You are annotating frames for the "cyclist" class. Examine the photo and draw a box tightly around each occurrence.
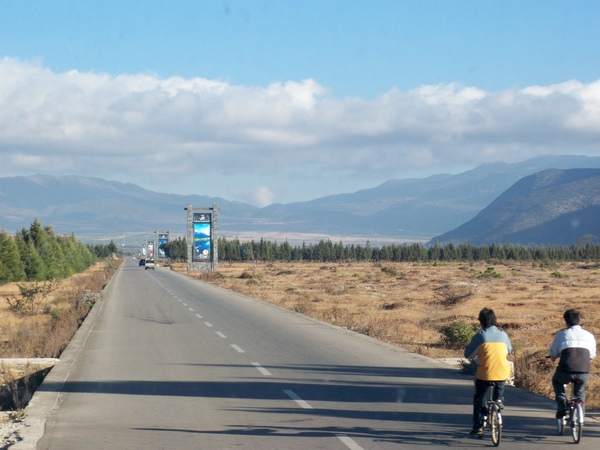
[464,308,512,437]
[549,309,596,419]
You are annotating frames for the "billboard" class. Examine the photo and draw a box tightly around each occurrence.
[193,213,212,262]
[147,242,154,259]
[158,233,168,258]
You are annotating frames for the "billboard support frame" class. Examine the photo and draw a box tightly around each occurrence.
[185,203,219,272]
[155,230,171,262]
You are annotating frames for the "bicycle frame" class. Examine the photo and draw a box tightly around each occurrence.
[557,380,584,443]
[482,382,502,447]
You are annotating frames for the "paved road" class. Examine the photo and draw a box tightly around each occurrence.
[18,259,599,449]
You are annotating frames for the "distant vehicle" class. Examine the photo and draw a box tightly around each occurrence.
[139,259,146,266]
[145,260,155,270]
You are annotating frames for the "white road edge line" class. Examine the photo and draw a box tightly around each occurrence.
[251,362,272,376]
[216,331,227,338]
[231,344,245,353]
[283,389,313,409]
[336,435,365,450]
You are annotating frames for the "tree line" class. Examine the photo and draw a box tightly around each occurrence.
[0,219,120,284]
[159,236,600,263]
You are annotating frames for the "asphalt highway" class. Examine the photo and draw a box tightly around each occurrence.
[15,259,600,449]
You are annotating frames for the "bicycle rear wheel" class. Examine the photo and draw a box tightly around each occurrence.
[571,404,583,443]
[490,407,501,447]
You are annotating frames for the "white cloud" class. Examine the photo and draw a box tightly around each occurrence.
[1,57,600,205]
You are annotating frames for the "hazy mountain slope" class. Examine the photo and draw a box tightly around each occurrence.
[0,175,257,238]
[259,155,600,237]
[1,155,600,243]
[432,169,600,245]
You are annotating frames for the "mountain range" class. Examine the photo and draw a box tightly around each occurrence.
[432,168,600,246]
[1,154,600,246]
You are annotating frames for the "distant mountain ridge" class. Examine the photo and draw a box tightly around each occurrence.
[0,175,258,239]
[1,155,600,244]
[432,168,600,245]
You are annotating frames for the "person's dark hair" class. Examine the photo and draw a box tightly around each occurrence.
[563,309,581,327]
[478,308,497,328]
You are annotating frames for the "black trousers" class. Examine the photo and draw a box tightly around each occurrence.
[473,379,506,428]
[552,369,589,412]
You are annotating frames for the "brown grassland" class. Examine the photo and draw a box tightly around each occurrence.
[0,259,597,414]
[174,260,600,410]
[0,259,120,411]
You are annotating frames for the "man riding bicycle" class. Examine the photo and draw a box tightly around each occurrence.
[549,309,596,419]
[464,308,512,437]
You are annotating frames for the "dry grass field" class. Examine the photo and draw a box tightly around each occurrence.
[174,260,600,410]
[0,260,119,398]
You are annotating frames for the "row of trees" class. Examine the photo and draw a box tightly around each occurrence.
[0,219,119,284]
[159,236,600,263]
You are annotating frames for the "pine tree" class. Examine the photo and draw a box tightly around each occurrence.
[0,230,26,283]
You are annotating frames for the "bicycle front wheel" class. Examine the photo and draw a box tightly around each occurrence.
[490,408,501,447]
[571,404,583,443]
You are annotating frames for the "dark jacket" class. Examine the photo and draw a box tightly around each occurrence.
[550,325,597,373]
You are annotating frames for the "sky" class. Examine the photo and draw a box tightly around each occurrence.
[1,1,600,207]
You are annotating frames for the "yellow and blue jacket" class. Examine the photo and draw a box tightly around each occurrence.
[464,326,512,381]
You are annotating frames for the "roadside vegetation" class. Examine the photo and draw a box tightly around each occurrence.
[0,220,121,411]
[174,259,600,411]
[161,236,600,264]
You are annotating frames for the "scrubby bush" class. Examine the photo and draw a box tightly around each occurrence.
[441,319,478,349]
[478,267,502,278]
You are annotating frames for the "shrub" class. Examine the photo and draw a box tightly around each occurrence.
[478,267,501,278]
[5,279,61,316]
[381,266,398,277]
[459,358,478,375]
[438,284,473,306]
[441,319,478,349]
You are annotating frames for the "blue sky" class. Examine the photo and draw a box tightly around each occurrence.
[1,1,600,206]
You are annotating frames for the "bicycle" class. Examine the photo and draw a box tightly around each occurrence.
[556,379,584,444]
[481,381,503,447]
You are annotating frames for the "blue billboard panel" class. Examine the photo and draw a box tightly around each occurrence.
[193,222,211,261]
[158,233,168,258]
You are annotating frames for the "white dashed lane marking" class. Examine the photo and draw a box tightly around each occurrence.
[336,435,365,450]
[283,390,313,409]
[166,285,361,450]
[251,362,272,376]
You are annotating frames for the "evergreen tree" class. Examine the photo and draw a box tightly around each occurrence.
[22,238,46,281]
[42,236,67,279]
[0,230,26,283]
